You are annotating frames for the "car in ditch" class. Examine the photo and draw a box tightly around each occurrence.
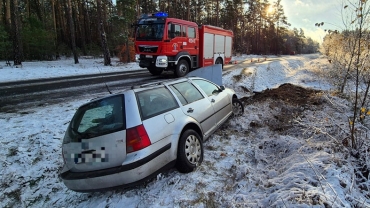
[60,77,244,192]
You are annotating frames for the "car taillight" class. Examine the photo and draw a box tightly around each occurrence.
[126,124,151,153]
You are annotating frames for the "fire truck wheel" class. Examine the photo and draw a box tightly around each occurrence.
[215,58,223,69]
[175,59,189,77]
[148,67,163,75]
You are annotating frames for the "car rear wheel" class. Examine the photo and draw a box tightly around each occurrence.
[175,59,189,77]
[148,66,163,75]
[176,129,203,173]
[232,98,244,116]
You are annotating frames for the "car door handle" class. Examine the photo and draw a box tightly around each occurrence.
[211,99,215,103]
[187,108,194,113]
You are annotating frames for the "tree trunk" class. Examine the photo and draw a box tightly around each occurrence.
[78,0,87,55]
[10,0,23,66]
[167,0,171,17]
[51,0,59,59]
[97,0,111,66]
[215,0,219,26]
[126,38,130,63]
[35,0,43,22]
[83,1,91,46]
[0,0,3,25]
[55,0,63,43]
[186,0,190,21]
[5,0,11,26]
[26,0,30,19]
[65,0,79,64]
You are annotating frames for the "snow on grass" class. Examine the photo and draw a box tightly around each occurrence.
[223,54,333,97]
[0,57,141,82]
[0,100,88,207]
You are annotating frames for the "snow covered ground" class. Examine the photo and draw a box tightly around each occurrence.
[0,57,141,83]
[1,54,369,207]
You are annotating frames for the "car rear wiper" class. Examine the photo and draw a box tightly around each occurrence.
[71,127,96,140]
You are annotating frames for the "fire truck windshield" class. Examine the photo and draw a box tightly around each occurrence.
[135,22,165,41]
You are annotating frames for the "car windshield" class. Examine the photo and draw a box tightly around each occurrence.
[135,21,165,41]
[68,95,125,141]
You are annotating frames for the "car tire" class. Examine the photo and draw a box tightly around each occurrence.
[215,57,223,69]
[175,59,189,77]
[176,129,203,173]
[232,98,244,116]
[148,66,163,75]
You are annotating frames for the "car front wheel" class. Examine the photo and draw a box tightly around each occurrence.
[232,98,244,116]
[176,129,203,173]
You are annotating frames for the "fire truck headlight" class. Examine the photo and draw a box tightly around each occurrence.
[156,56,168,67]
[158,58,166,63]
[135,54,140,62]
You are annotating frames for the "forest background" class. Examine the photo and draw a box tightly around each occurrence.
[0,0,320,66]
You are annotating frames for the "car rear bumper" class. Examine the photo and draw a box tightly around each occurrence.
[61,143,173,192]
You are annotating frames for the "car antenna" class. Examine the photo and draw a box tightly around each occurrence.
[105,82,112,94]
[96,66,112,94]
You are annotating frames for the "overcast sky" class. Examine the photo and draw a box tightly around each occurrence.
[275,0,344,43]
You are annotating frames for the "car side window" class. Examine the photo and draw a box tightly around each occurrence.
[170,82,204,105]
[192,79,220,97]
[169,85,187,105]
[137,87,179,119]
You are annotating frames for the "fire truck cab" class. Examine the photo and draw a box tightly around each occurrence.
[134,12,233,77]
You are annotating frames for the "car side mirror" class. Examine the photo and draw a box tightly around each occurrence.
[219,85,225,91]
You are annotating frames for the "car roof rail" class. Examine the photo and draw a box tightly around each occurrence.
[131,81,164,89]
[131,77,190,89]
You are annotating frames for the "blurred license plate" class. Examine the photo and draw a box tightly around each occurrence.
[146,55,153,58]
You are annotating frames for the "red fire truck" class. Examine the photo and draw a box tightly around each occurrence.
[134,12,233,77]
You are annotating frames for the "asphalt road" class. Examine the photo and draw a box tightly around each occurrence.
[0,57,275,113]
[0,70,151,96]
[0,69,172,112]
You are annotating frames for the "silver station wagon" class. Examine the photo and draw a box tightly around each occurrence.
[60,77,244,192]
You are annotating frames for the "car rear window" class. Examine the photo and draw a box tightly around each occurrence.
[68,95,125,141]
[137,87,179,119]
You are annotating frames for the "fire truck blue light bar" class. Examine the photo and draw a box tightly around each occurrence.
[154,12,168,18]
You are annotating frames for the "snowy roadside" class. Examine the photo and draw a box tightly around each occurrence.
[0,54,266,83]
[0,57,141,83]
[1,54,369,207]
